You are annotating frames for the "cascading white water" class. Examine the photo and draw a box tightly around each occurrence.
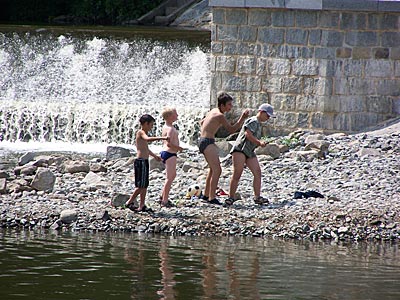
[0,31,210,151]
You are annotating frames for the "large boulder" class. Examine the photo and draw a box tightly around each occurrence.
[60,209,78,224]
[82,172,112,188]
[18,152,35,166]
[31,168,56,192]
[110,193,133,208]
[150,157,165,171]
[215,141,233,157]
[256,143,281,159]
[64,161,90,173]
[106,146,132,160]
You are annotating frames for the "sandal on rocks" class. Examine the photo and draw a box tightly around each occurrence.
[254,196,269,205]
[161,201,174,208]
[136,205,154,213]
[124,203,137,211]
[224,197,236,206]
[208,198,222,205]
[201,195,209,202]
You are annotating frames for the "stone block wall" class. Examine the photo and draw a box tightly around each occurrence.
[209,0,400,134]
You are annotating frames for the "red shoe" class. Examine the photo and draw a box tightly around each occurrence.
[217,188,228,196]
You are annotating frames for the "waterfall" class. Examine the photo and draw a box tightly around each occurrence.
[0,31,210,151]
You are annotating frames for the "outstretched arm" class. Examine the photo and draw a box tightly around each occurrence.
[221,109,250,134]
[149,149,162,161]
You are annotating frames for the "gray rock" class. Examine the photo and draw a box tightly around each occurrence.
[0,178,7,194]
[90,163,107,173]
[256,143,281,159]
[31,168,56,192]
[60,209,78,224]
[0,171,10,179]
[106,146,132,160]
[18,152,35,166]
[357,148,380,157]
[215,141,232,157]
[20,165,38,176]
[83,171,112,188]
[111,193,131,207]
[305,134,325,144]
[150,157,165,171]
[64,161,90,173]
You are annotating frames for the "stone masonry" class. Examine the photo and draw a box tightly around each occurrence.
[209,0,400,135]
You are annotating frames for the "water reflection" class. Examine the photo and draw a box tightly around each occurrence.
[0,230,399,300]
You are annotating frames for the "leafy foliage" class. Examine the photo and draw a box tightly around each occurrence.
[280,137,300,148]
[0,0,164,24]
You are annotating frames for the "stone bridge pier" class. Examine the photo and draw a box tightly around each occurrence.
[209,0,400,135]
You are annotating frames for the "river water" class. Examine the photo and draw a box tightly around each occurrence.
[1,229,399,300]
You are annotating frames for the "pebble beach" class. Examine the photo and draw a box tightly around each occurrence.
[1,123,399,243]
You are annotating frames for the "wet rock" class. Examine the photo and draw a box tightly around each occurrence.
[60,209,78,224]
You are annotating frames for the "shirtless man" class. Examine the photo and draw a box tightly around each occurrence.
[160,107,184,207]
[199,92,249,205]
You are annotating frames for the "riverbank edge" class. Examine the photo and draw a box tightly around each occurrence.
[1,125,399,245]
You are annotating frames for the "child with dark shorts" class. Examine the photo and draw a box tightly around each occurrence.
[125,114,169,212]
[226,104,276,206]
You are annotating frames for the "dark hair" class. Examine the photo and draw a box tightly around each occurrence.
[217,92,233,107]
[139,114,155,125]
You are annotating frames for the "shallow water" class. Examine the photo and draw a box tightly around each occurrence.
[1,230,399,300]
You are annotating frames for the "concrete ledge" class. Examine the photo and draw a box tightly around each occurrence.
[209,0,400,12]
[286,0,323,10]
[379,0,400,11]
[322,0,378,12]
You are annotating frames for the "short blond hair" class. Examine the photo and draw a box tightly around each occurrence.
[161,107,176,120]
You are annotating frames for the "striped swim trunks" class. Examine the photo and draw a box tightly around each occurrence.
[134,158,149,188]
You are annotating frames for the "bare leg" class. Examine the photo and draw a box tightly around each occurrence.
[138,188,147,209]
[203,168,212,199]
[246,156,262,197]
[126,188,141,206]
[203,144,221,200]
[229,152,246,198]
[161,156,177,203]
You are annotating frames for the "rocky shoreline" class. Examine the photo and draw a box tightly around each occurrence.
[0,125,399,243]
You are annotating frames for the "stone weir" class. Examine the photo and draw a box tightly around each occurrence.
[209,0,400,135]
